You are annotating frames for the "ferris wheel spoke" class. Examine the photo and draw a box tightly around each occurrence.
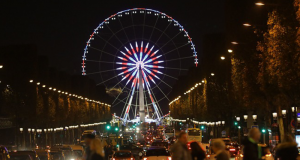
[96,73,120,86]
[158,31,182,50]
[162,42,190,56]
[86,68,117,75]
[94,34,121,51]
[165,56,194,62]
[143,71,169,101]
[130,13,137,40]
[153,21,172,46]
[105,23,127,48]
[85,60,115,64]
[149,13,160,41]
[117,16,130,42]
[142,12,146,39]
[89,46,117,58]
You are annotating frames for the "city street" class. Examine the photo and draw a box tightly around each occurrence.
[1,0,300,160]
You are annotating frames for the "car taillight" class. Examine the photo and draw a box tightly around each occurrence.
[167,157,172,160]
[229,148,236,152]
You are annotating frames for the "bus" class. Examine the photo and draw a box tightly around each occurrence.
[187,128,202,142]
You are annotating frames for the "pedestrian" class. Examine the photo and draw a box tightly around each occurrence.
[275,134,298,160]
[89,138,105,160]
[211,139,230,160]
[83,134,95,160]
[242,128,261,160]
[190,141,206,160]
[170,131,192,160]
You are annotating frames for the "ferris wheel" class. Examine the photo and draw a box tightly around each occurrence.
[82,8,197,123]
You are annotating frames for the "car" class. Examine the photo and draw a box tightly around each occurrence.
[48,151,64,160]
[69,145,84,159]
[143,146,171,160]
[120,144,143,159]
[9,151,40,160]
[35,150,48,160]
[112,150,135,160]
[151,142,168,149]
[8,152,33,160]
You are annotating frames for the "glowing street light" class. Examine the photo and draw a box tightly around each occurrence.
[221,56,225,60]
[37,82,40,85]
[228,49,233,53]
[211,73,215,76]
[255,2,265,6]
[231,41,238,45]
[0,65,3,69]
[29,80,33,83]
[42,85,46,88]
[243,23,252,27]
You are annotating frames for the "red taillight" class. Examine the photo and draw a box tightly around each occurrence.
[143,158,148,160]
[167,157,172,160]
[229,148,236,152]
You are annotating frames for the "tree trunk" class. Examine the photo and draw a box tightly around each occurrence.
[277,105,285,142]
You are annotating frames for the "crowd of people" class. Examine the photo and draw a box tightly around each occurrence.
[81,128,299,160]
[171,128,299,160]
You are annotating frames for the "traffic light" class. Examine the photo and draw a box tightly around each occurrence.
[200,126,205,130]
[115,127,119,131]
[262,129,266,133]
[234,121,238,126]
[238,126,241,129]
[179,122,182,125]
[106,125,111,130]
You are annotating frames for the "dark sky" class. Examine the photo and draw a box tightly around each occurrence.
[0,0,225,75]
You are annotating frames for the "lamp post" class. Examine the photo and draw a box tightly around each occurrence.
[28,128,32,149]
[292,107,298,138]
[273,112,277,121]
[44,129,47,147]
[253,115,257,124]
[236,117,241,144]
[19,128,25,149]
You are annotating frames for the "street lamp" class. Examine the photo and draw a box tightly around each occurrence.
[42,85,46,88]
[211,73,215,76]
[272,112,277,120]
[0,65,3,69]
[20,128,23,133]
[253,115,257,122]
[243,115,248,122]
[37,82,40,85]
[255,2,265,6]
[236,117,240,122]
[292,107,295,112]
[231,42,238,45]
[221,121,225,125]
[243,23,252,27]
[29,80,33,83]
[228,49,233,53]
[220,56,225,60]
[282,110,287,118]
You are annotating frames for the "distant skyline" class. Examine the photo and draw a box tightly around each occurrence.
[0,0,225,75]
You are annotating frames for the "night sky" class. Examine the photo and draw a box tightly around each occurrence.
[0,0,225,75]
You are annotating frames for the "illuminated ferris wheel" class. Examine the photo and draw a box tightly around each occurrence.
[82,8,197,123]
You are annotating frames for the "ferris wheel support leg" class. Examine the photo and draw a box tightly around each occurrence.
[143,75,161,120]
[123,85,136,124]
[138,67,146,123]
